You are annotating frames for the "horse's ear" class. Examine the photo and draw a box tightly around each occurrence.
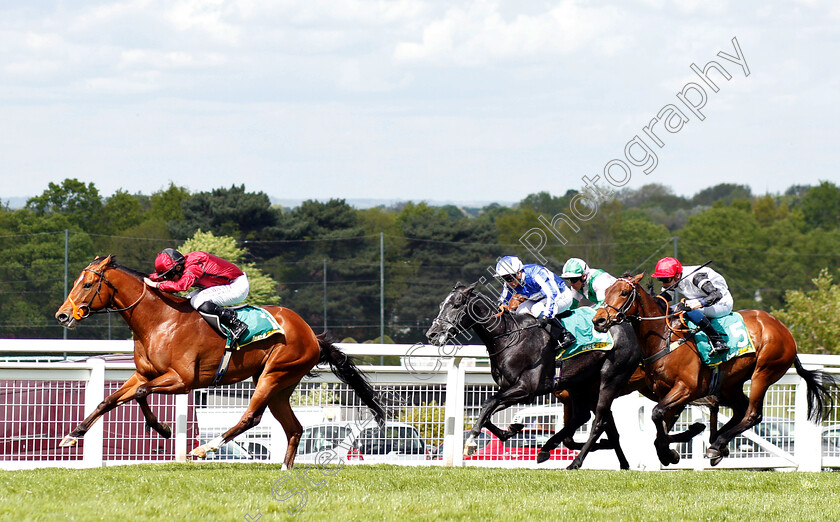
[454,281,463,289]
[465,282,478,294]
[632,273,645,284]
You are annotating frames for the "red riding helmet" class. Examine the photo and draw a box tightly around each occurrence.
[652,257,682,278]
[154,248,185,280]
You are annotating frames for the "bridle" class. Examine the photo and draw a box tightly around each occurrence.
[430,290,544,358]
[67,265,147,321]
[599,278,679,328]
[598,278,640,327]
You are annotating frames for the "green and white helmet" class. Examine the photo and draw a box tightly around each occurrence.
[561,258,589,279]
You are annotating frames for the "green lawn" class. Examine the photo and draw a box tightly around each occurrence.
[2,464,839,521]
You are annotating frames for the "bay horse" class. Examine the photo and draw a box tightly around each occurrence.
[54,255,386,469]
[426,282,645,470]
[593,273,835,466]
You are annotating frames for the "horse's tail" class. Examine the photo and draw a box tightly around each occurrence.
[317,332,387,428]
[793,356,837,423]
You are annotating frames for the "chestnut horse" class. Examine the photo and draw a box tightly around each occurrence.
[593,273,835,466]
[54,255,386,468]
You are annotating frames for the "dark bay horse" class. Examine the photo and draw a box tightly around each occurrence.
[54,255,386,468]
[593,273,836,466]
[426,282,644,469]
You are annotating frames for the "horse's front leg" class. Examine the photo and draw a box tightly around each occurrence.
[464,383,532,456]
[651,383,693,466]
[60,372,146,447]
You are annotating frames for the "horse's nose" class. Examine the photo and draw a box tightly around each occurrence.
[593,315,607,332]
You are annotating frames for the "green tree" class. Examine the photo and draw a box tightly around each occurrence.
[691,183,753,207]
[26,179,103,233]
[170,185,277,241]
[102,190,144,234]
[801,181,840,230]
[772,269,840,354]
[179,230,280,305]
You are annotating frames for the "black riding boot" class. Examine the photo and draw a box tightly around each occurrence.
[199,302,248,344]
[546,316,575,352]
[696,316,728,355]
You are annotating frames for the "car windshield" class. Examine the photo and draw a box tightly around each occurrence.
[356,426,424,454]
[297,425,352,455]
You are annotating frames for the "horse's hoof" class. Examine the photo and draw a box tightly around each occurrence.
[669,449,680,465]
[565,459,582,470]
[190,447,208,459]
[463,443,477,457]
[536,450,550,464]
[508,423,524,435]
[157,422,172,439]
[705,446,724,466]
[59,435,78,448]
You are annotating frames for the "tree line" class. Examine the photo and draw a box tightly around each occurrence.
[1,179,839,354]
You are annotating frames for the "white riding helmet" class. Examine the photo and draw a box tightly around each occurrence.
[495,256,523,278]
[561,258,589,279]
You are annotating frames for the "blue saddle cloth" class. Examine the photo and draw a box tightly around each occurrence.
[223,305,284,349]
[555,307,614,361]
[684,312,755,366]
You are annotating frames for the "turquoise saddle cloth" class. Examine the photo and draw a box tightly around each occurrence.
[684,312,755,366]
[223,305,284,349]
[555,307,614,361]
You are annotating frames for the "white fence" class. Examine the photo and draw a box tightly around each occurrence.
[1,340,839,471]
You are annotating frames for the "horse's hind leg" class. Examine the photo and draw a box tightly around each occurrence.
[192,370,304,459]
[706,377,768,465]
[136,396,172,439]
[266,385,303,470]
[60,372,146,447]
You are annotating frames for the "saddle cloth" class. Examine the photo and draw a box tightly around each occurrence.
[555,307,614,361]
[199,304,284,349]
[684,312,756,366]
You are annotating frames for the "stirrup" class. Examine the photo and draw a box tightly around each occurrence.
[557,335,575,351]
[709,343,728,356]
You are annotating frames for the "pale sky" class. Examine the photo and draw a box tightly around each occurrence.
[1,1,837,204]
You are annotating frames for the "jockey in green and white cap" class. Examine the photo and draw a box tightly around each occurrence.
[560,258,617,309]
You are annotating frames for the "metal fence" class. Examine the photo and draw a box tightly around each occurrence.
[1,340,839,471]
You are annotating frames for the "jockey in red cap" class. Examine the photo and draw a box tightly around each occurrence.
[653,257,732,355]
[144,248,249,344]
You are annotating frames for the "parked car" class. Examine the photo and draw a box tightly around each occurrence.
[195,438,255,461]
[296,421,431,462]
[463,428,578,461]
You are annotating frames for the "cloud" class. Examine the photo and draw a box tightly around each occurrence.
[394,0,623,66]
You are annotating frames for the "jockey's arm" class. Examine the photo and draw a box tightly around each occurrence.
[157,266,200,293]
[693,273,723,307]
[534,270,564,317]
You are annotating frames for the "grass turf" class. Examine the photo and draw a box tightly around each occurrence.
[2,463,839,521]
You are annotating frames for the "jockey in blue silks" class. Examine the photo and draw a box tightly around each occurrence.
[494,255,576,351]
